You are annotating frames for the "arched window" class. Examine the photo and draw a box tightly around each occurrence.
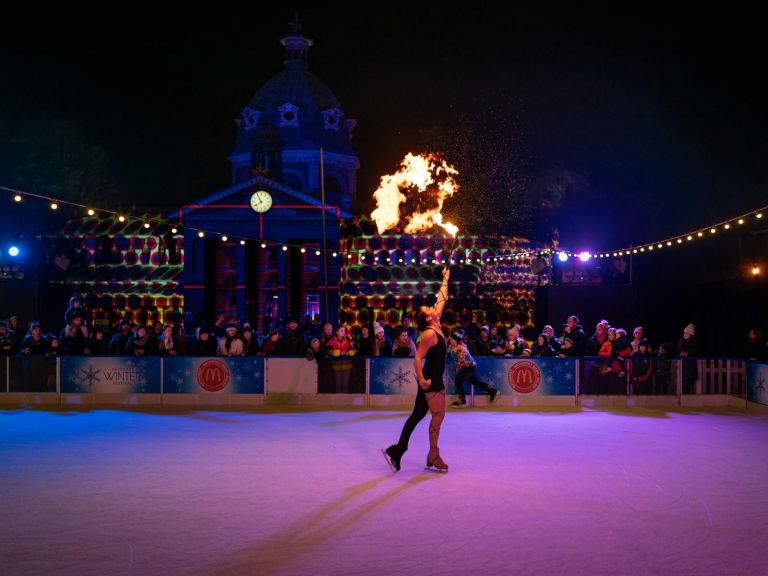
[323,175,344,206]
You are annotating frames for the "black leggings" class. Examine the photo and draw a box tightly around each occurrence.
[395,384,439,452]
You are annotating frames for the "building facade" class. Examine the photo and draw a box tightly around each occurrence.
[177,23,359,331]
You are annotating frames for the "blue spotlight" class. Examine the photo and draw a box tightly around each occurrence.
[558,251,569,262]
[8,246,20,257]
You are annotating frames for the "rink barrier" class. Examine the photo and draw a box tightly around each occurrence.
[0,356,760,408]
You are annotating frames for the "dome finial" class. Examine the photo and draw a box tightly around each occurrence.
[280,14,313,70]
[288,12,302,34]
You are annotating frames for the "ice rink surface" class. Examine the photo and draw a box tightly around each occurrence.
[2,405,767,575]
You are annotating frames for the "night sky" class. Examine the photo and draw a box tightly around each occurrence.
[2,6,766,252]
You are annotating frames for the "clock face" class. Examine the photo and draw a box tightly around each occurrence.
[250,190,273,213]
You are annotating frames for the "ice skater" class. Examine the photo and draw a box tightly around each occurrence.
[448,329,499,407]
[383,266,451,473]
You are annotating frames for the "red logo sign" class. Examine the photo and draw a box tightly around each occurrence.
[197,359,230,392]
[507,361,542,394]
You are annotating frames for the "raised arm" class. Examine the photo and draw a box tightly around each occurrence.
[434,266,450,318]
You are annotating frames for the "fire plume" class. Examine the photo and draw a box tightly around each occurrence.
[370,152,459,237]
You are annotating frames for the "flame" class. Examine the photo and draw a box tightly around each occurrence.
[371,152,459,237]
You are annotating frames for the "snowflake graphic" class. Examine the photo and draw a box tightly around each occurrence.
[79,365,102,389]
[384,365,415,392]
[755,372,766,394]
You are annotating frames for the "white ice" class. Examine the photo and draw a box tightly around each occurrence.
[1,406,767,575]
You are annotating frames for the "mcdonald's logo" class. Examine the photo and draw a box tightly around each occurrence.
[507,361,542,394]
[197,359,230,392]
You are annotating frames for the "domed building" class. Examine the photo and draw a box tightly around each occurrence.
[177,22,359,330]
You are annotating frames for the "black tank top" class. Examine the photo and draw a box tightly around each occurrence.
[422,328,447,392]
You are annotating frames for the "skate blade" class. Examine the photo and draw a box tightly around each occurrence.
[424,465,449,473]
[381,448,397,473]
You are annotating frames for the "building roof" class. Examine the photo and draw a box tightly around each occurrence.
[171,174,353,219]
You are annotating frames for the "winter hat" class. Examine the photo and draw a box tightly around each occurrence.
[373,323,385,337]
[450,329,465,343]
[683,324,696,336]
[639,338,650,348]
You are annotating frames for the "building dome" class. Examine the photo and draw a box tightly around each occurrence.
[230,27,356,161]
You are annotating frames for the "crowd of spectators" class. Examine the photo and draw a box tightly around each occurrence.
[3,296,768,367]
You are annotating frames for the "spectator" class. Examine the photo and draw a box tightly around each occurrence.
[64,296,85,326]
[127,325,156,356]
[259,328,284,357]
[587,320,610,356]
[46,335,61,356]
[630,326,649,353]
[558,336,577,358]
[502,325,527,357]
[0,321,18,355]
[531,333,557,357]
[217,323,244,357]
[356,325,376,356]
[189,325,218,356]
[629,339,654,394]
[21,322,50,355]
[320,322,334,349]
[677,323,699,394]
[326,325,354,356]
[474,326,493,356]
[306,337,326,362]
[157,324,180,356]
[241,324,260,355]
[613,328,632,358]
[392,326,417,357]
[562,315,588,355]
[542,325,560,354]
[109,320,133,355]
[8,315,22,337]
[372,323,392,356]
[283,317,307,356]
[400,313,417,342]
[87,327,110,356]
[60,313,90,355]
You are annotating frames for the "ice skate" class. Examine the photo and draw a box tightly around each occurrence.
[382,445,402,472]
[489,388,499,404]
[451,399,467,408]
[425,448,448,473]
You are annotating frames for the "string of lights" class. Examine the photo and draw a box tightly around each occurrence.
[1,184,333,258]
[4,184,766,267]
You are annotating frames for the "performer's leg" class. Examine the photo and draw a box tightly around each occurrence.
[426,391,447,470]
[392,384,429,454]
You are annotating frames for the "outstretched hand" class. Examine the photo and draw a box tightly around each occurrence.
[442,266,450,281]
